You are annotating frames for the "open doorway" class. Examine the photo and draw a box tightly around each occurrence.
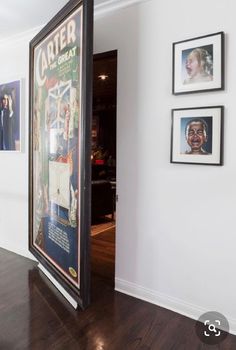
[90,50,117,287]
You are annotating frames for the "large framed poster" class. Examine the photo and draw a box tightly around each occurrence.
[29,0,93,309]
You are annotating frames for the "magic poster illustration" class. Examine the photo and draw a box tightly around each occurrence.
[32,6,82,288]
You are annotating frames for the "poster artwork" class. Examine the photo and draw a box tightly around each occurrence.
[33,7,82,287]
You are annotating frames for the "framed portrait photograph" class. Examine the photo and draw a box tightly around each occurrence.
[171,106,224,165]
[0,79,21,151]
[29,0,93,309]
[172,32,224,94]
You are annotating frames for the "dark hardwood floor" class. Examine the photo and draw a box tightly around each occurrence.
[0,246,236,350]
[91,226,115,286]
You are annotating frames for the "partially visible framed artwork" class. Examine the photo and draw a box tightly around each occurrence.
[0,79,21,151]
[172,32,224,94]
[29,0,93,309]
[171,106,224,165]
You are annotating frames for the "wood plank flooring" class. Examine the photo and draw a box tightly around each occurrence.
[91,216,115,236]
[91,226,115,286]
[0,247,236,349]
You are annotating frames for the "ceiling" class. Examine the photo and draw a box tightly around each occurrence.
[0,0,108,40]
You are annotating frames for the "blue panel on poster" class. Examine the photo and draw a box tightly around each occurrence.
[43,217,78,277]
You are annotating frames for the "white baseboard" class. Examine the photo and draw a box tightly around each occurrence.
[115,277,236,336]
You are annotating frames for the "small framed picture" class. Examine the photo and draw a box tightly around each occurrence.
[171,106,224,165]
[0,79,21,151]
[172,32,224,94]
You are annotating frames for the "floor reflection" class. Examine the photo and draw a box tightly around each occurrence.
[28,268,90,349]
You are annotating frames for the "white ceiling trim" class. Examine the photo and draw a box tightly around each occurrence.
[0,25,43,47]
[94,0,150,18]
[0,0,149,45]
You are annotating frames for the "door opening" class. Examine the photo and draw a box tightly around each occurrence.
[91,50,117,287]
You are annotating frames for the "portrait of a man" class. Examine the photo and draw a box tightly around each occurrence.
[0,80,20,151]
[181,117,212,155]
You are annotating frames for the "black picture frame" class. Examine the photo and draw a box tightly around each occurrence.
[29,0,93,309]
[170,106,224,165]
[172,32,224,95]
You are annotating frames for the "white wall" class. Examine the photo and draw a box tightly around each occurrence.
[0,29,41,259]
[94,0,236,333]
[1,0,236,335]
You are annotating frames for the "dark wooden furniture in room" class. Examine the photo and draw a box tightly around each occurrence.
[91,180,114,223]
[91,162,116,223]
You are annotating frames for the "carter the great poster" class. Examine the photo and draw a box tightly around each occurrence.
[32,6,82,288]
